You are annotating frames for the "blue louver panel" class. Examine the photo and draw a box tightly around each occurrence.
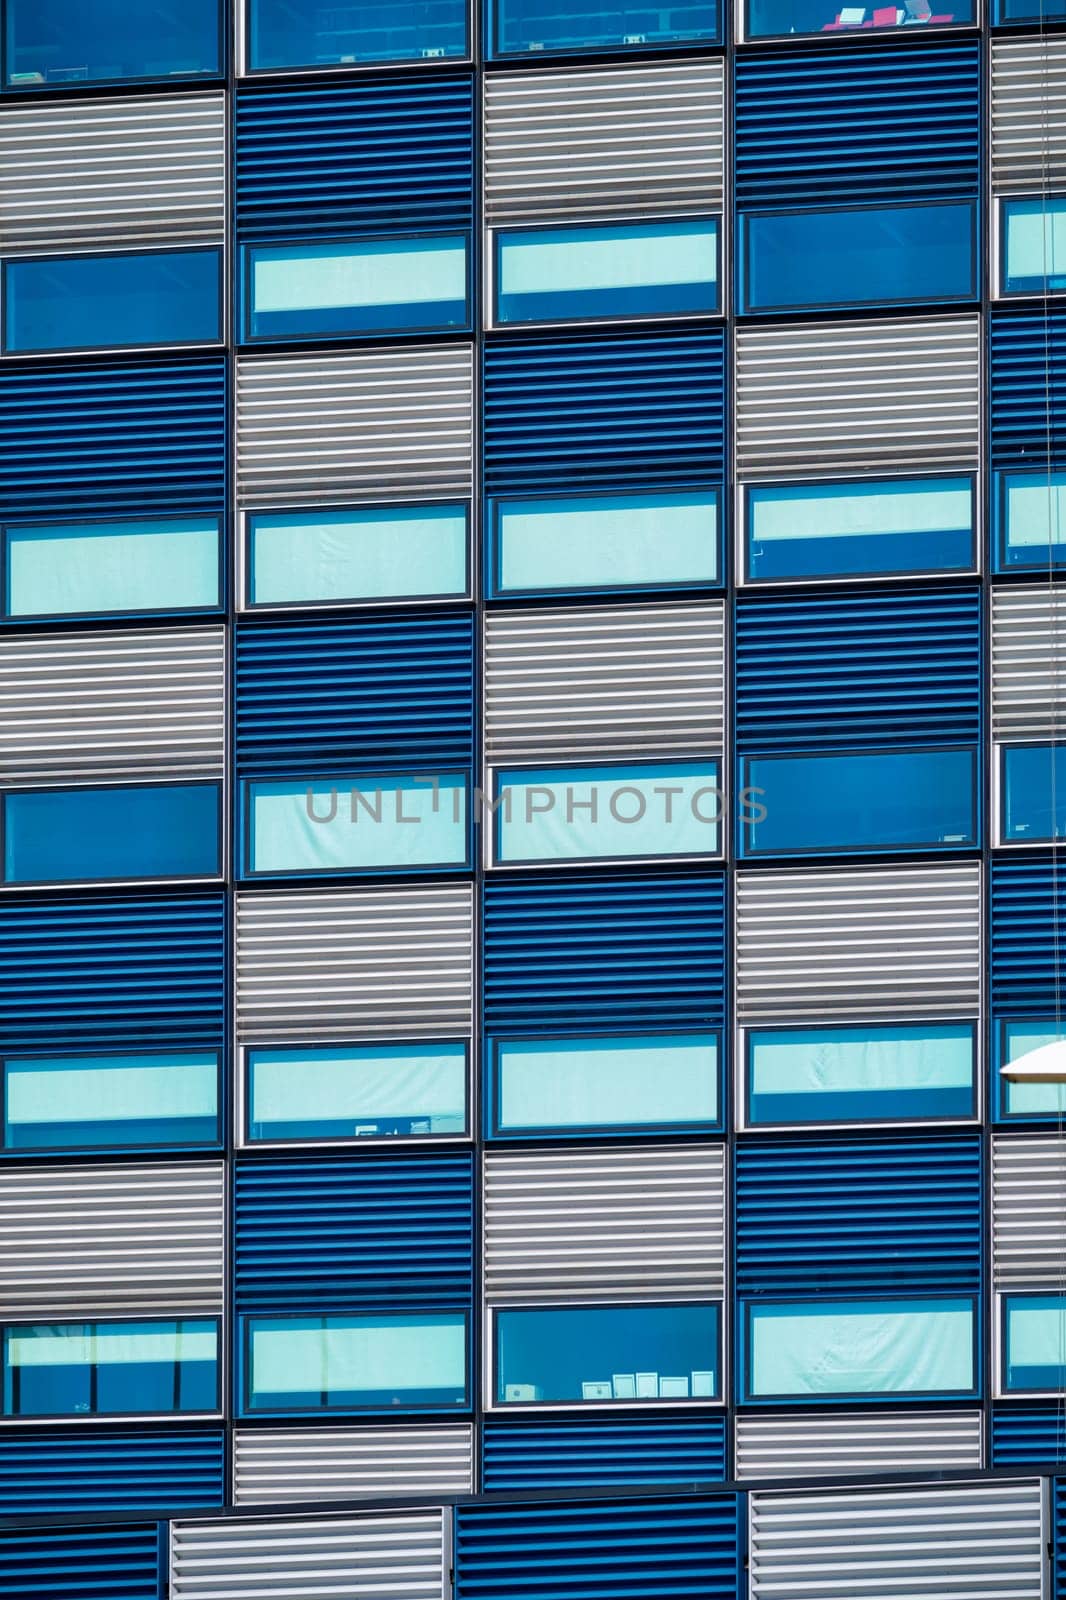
[991,857,1066,1017]
[0,895,226,1052]
[734,43,979,207]
[991,308,1066,468]
[0,1524,162,1600]
[992,1407,1066,1469]
[234,614,475,778]
[0,1430,225,1519]
[735,588,981,752]
[234,1152,474,1312]
[734,1136,983,1296]
[483,332,725,496]
[481,1416,727,1493]
[454,1495,743,1600]
[1057,1479,1066,1600]
[235,78,475,240]
[482,874,725,1034]
[0,360,226,521]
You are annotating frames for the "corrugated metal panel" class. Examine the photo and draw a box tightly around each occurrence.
[483,61,722,223]
[993,1407,1066,1468]
[991,308,1066,468]
[736,1411,982,1481]
[735,1136,982,1296]
[170,1510,448,1600]
[992,38,1066,195]
[455,1495,742,1600]
[736,43,979,207]
[735,863,981,1023]
[992,586,1066,743]
[991,856,1066,1017]
[233,1152,473,1311]
[735,316,980,481]
[483,602,723,764]
[1056,1479,1066,1600]
[0,1161,224,1318]
[483,1144,724,1303]
[235,78,474,240]
[481,1415,726,1493]
[0,627,225,787]
[735,588,980,752]
[483,874,725,1034]
[993,1135,1066,1288]
[233,1426,474,1505]
[0,894,226,1053]
[0,1429,225,1520]
[235,884,474,1042]
[236,346,473,510]
[0,93,224,253]
[483,331,725,496]
[235,614,474,778]
[749,1480,1046,1599]
[0,360,227,521]
[0,1524,162,1600]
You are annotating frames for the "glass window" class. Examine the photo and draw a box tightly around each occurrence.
[1001,745,1066,844]
[745,1024,977,1128]
[493,0,716,55]
[3,783,221,885]
[494,1303,720,1406]
[3,1320,219,1418]
[5,0,220,88]
[494,761,720,865]
[247,505,468,608]
[244,1314,468,1413]
[489,490,718,598]
[491,1033,719,1138]
[247,0,467,71]
[740,748,977,858]
[3,251,221,354]
[244,774,469,877]
[4,517,221,620]
[2,1053,220,1153]
[995,0,1066,24]
[246,1042,467,1143]
[743,1298,977,1401]
[243,237,469,342]
[1001,198,1066,296]
[745,0,973,41]
[998,1021,1066,1121]
[740,202,976,315]
[745,478,974,584]
[494,221,719,326]
[1003,1296,1066,1393]
[996,470,1066,572]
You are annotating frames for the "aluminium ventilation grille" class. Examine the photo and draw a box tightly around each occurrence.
[992,37,1066,195]
[233,1425,474,1505]
[735,1411,983,1482]
[993,1135,1066,1289]
[992,586,1066,743]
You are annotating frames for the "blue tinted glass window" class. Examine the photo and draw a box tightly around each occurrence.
[1002,745,1066,843]
[3,1320,219,1417]
[4,251,221,354]
[741,748,977,858]
[245,775,469,877]
[248,505,468,608]
[1004,1296,1066,1393]
[244,238,468,342]
[495,221,718,326]
[996,470,1066,572]
[495,1303,720,1405]
[248,0,467,68]
[4,784,220,885]
[746,478,974,584]
[5,0,219,87]
[1002,198,1066,295]
[247,1043,468,1142]
[746,1024,977,1127]
[3,1053,220,1152]
[4,517,221,620]
[741,203,976,315]
[998,1021,1066,1121]
[495,761,720,865]
[493,0,716,53]
[491,1034,719,1137]
[245,1314,468,1413]
[996,0,1066,21]
[745,0,973,40]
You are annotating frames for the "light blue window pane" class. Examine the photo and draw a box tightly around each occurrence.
[247,1043,467,1141]
[1003,198,1066,294]
[997,0,1066,16]
[1001,1022,1066,1119]
[494,1034,719,1135]
[492,490,718,596]
[4,1320,218,1417]
[742,202,975,313]
[246,775,468,876]
[495,221,718,325]
[5,250,221,352]
[5,0,219,87]
[496,761,720,864]
[5,517,220,618]
[746,478,973,582]
[245,238,468,340]
[997,470,1066,571]
[248,506,467,607]
[495,1303,720,1405]
[1003,745,1066,843]
[746,1299,975,1400]
[248,0,466,71]
[493,0,717,54]
[3,1053,219,1151]
[747,1024,976,1127]
[246,1315,468,1412]
[4,784,220,885]
[1005,1296,1066,1392]
[745,0,973,43]
[741,748,977,857]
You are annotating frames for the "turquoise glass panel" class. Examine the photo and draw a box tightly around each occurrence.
[747,1024,976,1126]
[493,1033,719,1135]
[5,250,221,352]
[1003,745,1066,843]
[1003,198,1066,294]
[3,1053,219,1151]
[4,784,220,884]
[3,1320,219,1417]
[746,0,973,41]
[4,517,221,618]
[495,1303,720,1405]
[248,505,467,606]
[5,0,219,87]
[996,470,1066,572]
[495,761,720,864]
[245,237,468,340]
[999,1022,1066,1120]
[245,1314,468,1412]
[249,0,467,69]
[247,1043,468,1141]
[495,220,718,324]
[246,775,469,876]
[745,1299,976,1400]
[1004,1295,1066,1392]
[493,0,717,54]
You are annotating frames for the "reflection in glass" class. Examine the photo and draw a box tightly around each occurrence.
[745,0,972,41]
[997,470,1066,572]
[246,774,468,876]
[3,1320,219,1417]
[1004,1296,1066,1392]
[495,1303,720,1405]
[248,505,468,607]
[246,1314,468,1412]
[247,1043,467,1142]
[4,784,220,885]
[3,1054,219,1152]
[494,0,716,53]
[1002,745,1066,844]
[746,1024,976,1126]
[248,0,467,69]
[5,250,221,353]
[745,1298,975,1399]
[493,1034,719,1136]
[495,761,720,864]
[244,238,468,341]
[5,0,219,88]
[495,221,718,325]
[4,517,221,619]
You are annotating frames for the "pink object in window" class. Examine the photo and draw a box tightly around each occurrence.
[873,5,897,20]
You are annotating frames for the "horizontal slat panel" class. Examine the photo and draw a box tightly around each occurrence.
[992,586,1066,742]
[481,1415,726,1492]
[0,1523,162,1600]
[0,1429,224,1519]
[233,1426,474,1505]
[991,856,1066,1017]
[990,307,1066,468]
[736,1411,982,1482]
[993,1135,1066,1288]
[992,1406,1066,1468]
[992,38,1066,194]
